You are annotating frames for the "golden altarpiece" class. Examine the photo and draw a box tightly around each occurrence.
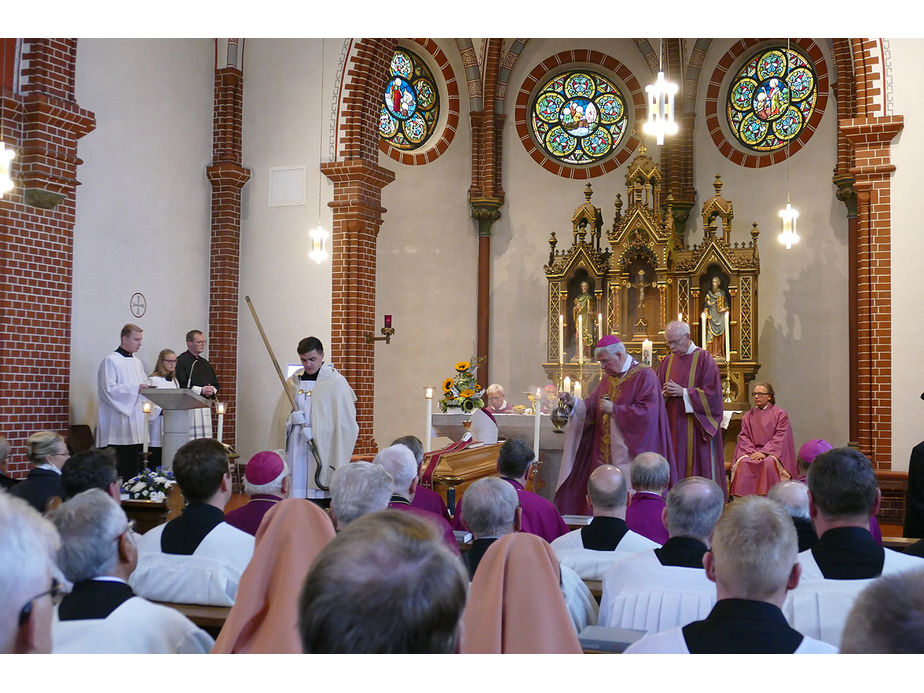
[543,147,762,411]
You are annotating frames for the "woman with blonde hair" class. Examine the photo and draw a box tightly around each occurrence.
[11,430,69,512]
[146,349,178,470]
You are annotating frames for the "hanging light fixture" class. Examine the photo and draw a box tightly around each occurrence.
[778,38,800,250]
[310,38,330,264]
[643,38,679,146]
[0,40,15,197]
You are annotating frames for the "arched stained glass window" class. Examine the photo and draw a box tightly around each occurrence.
[726,46,818,152]
[379,48,439,151]
[530,71,629,165]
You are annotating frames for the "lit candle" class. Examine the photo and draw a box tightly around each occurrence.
[701,311,708,347]
[563,376,571,394]
[424,386,433,453]
[597,312,603,341]
[533,388,541,461]
[724,311,731,362]
[642,338,653,366]
[577,314,584,364]
[574,381,582,399]
[558,314,564,366]
[217,401,225,444]
[678,312,683,323]
[142,401,151,454]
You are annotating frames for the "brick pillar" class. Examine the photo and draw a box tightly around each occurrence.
[320,159,395,454]
[841,115,903,469]
[0,39,95,477]
[206,63,250,450]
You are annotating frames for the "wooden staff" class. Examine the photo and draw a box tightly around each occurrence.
[245,295,296,409]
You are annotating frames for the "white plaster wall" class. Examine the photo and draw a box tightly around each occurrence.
[237,38,338,462]
[71,39,214,433]
[887,39,924,471]
[693,39,848,452]
[375,40,475,450]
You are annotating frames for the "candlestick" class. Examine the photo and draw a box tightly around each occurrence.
[724,310,731,362]
[217,401,225,444]
[558,314,564,366]
[578,314,584,365]
[597,312,603,342]
[642,338,653,367]
[701,311,708,347]
[424,386,433,453]
[563,376,571,394]
[574,381,582,399]
[142,401,151,454]
[533,388,541,461]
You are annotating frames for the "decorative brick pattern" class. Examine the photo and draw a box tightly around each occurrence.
[206,58,250,453]
[704,39,829,168]
[378,39,460,166]
[515,50,646,179]
[0,39,95,478]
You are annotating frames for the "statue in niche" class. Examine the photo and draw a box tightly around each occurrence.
[704,275,730,358]
[628,265,657,338]
[572,280,596,352]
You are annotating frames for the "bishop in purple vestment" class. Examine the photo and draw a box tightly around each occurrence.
[729,383,796,497]
[657,321,727,498]
[555,336,674,516]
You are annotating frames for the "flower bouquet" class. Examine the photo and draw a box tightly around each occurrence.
[123,467,177,503]
[439,358,485,413]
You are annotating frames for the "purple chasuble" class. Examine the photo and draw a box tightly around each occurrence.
[555,363,673,515]
[411,485,452,523]
[626,491,668,544]
[224,495,282,536]
[389,500,461,555]
[728,404,796,496]
[656,348,727,497]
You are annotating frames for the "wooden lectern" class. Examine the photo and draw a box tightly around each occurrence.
[141,389,212,470]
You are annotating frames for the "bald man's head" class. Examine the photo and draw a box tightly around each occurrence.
[587,465,628,515]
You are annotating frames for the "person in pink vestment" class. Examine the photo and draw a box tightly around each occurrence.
[728,383,796,497]
[555,335,674,516]
[626,452,670,544]
[657,321,727,498]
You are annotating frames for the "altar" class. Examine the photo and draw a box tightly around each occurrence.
[431,412,565,502]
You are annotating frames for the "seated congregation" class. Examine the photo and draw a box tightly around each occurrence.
[2,430,923,655]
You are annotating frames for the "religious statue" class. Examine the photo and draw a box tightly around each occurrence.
[704,275,729,359]
[572,280,595,351]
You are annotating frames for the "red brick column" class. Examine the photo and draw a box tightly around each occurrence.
[0,39,95,477]
[206,64,250,449]
[320,160,395,454]
[841,115,903,469]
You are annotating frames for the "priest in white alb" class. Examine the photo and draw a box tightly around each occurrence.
[96,323,151,479]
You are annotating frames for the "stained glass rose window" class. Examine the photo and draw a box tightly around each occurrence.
[530,71,629,165]
[726,46,817,152]
[380,48,440,151]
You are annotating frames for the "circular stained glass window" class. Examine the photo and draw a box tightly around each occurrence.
[530,71,629,165]
[726,46,818,152]
[380,48,440,151]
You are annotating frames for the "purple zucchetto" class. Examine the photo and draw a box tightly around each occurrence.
[244,451,285,485]
[596,335,622,349]
[798,439,833,466]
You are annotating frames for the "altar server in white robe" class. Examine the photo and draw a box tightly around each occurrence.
[47,489,213,654]
[285,336,358,501]
[96,323,151,480]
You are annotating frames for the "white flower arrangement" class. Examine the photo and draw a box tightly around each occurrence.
[122,467,177,502]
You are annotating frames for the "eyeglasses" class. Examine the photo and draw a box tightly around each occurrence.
[753,392,771,397]
[163,359,177,364]
[18,577,64,626]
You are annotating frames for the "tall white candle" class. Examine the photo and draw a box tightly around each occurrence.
[597,312,603,341]
[217,402,225,444]
[642,338,653,366]
[701,311,708,347]
[574,381,582,399]
[142,401,151,454]
[724,311,731,361]
[578,314,584,364]
[678,312,683,323]
[558,314,564,366]
[563,376,571,394]
[533,388,541,461]
[424,387,433,453]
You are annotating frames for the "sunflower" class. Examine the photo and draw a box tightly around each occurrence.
[442,378,454,394]
[459,389,475,399]
[460,398,477,413]
[455,361,471,373]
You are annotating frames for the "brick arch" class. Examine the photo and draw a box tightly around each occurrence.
[515,50,646,180]
[704,38,829,168]
[378,39,460,166]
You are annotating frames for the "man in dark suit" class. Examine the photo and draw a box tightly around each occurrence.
[459,476,521,579]
[174,329,219,439]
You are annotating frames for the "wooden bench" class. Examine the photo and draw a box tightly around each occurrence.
[153,601,231,639]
